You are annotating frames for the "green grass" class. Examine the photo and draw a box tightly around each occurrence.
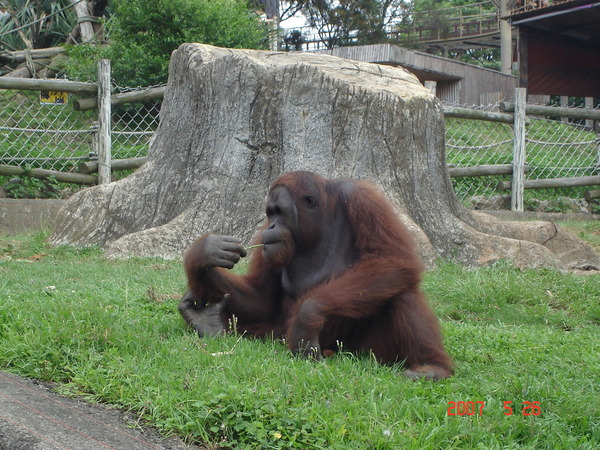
[1,231,598,448]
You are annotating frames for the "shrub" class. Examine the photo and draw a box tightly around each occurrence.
[65,0,268,86]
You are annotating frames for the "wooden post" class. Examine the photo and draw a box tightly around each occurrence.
[499,0,512,75]
[71,0,95,42]
[424,81,437,96]
[560,96,569,123]
[584,97,594,129]
[511,88,527,212]
[97,59,112,185]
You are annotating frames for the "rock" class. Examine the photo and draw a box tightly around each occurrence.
[470,195,511,210]
[49,44,599,270]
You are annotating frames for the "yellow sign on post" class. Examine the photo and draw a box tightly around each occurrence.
[40,91,68,105]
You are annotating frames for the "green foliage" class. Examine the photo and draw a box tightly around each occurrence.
[2,173,61,199]
[412,0,453,37]
[301,0,406,48]
[458,48,501,71]
[0,232,599,448]
[70,0,269,86]
[283,29,307,51]
[63,0,268,86]
[400,0,500,69]
[0,0,75,52]
[62,43,110,83]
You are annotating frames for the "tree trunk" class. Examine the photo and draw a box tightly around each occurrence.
[4,60,48,78]
[71,0,95,42]
[50,44,599,270]
[0,47,65,64]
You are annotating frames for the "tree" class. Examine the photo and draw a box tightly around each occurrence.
[105,0,268,87]
[277,0,308,22]
[408,0,501,69]
[300,0,408,48]
[50,44,599,272]
[283,28,306,50]
[276,0,408,49]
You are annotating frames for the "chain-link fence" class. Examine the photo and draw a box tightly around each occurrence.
[525,116,598,197]
[1,85,598,210]
[445,103,599,210]
[0,85,161,174]
[111,85,162,161]
[445,107,514,200]
[0,88,95,171]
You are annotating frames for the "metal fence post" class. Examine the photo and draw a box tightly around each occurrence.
[511,88,527,212]
[97,59,112,184]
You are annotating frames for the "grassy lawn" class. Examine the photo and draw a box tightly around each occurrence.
[1,230,598,449]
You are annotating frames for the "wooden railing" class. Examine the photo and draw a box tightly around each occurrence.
[282,1,583,51]
[393,2,499,44]
[509,0,573,16]
[282,1,501,50]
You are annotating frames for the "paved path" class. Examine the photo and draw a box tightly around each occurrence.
[0,371,201,449]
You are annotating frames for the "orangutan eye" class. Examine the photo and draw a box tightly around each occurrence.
[304,195,316,207]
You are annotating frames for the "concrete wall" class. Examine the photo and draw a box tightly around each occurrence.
[0,199,66,234]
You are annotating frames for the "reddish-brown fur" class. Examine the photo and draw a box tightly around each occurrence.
[182,171,452,379]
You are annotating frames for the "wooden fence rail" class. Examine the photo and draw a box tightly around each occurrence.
[443,106,514,124]
[77,157,147,174]
[448,164,527,178]
[0,76,97,94]
[1,75,599,208]
[74,86,166,111]
[0,164,96,184]
[497,176,600,192]
[500,102,600,121]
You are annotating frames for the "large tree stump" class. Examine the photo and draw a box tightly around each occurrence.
[50,44,599,270]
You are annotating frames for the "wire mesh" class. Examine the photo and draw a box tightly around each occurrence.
[444,103,600,207]
[0,89,95,171]
[111,85,162,160]
[525,116,599,199]
[0,86,161,175]
[445,111,514,200]
[1,86,598,210]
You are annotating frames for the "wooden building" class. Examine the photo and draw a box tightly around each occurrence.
[320,44,517,106]
[508,0,600,98]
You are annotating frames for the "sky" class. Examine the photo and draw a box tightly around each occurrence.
[279,11,308,29]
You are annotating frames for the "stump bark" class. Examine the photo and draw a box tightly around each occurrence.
[50,44,599,270]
